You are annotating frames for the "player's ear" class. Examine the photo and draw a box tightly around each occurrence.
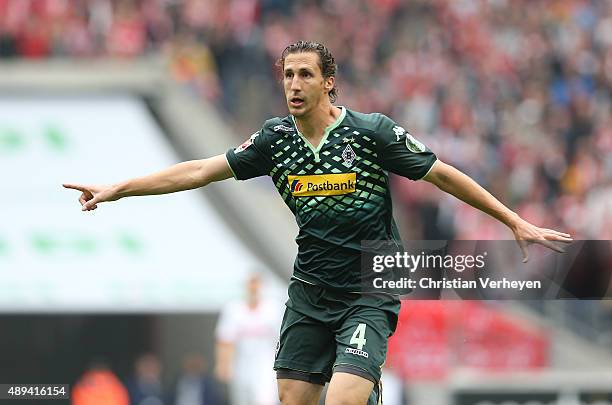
[324,76,335,94]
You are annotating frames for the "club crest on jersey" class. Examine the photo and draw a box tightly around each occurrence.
[234,131,259,153]
[342,144,356,167]
[287,173,356,196]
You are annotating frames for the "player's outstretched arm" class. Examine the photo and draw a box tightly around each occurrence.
[423,160,573,262]
[63,154,233,211]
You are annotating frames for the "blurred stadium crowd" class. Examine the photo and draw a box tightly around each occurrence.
[1,0,610,242]
[72,353,224,405]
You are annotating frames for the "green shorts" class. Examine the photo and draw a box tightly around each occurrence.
[274,278,400,391]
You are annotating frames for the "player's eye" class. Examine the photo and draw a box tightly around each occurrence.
[284,72,293,78]
[301,72,311,78]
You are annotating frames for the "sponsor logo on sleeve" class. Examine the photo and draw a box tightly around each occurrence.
[392,125,406,141]
[393,125,426,153]
[273,124,295,133]
[405,133,426,153]
[234,131,260,153]
[287,173,356,196]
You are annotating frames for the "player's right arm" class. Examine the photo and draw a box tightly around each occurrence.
[214,341,235,383]
[63,154,233,211]
[373,114,572,261]
[214,303,238,383]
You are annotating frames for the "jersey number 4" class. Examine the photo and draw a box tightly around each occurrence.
[350,323,367,350]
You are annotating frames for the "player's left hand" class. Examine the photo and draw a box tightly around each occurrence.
[511,217,573,262]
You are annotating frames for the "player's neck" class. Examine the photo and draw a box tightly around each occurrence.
[294,104,342,142]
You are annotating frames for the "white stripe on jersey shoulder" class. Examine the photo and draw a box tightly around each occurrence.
[291,275,316,285]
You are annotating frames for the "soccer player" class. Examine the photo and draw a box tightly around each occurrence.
[215,273,282,405]
[64,41,572,405]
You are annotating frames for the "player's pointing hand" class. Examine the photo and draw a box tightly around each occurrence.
[510,217,573,263]
[62,183,119,211]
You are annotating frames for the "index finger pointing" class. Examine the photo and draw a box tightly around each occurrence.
[63,183,88,192]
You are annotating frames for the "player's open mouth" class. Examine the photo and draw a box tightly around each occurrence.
[290,97,304,107]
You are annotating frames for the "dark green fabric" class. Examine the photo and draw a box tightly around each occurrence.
[273,279,400,386]
[226,107,437,290]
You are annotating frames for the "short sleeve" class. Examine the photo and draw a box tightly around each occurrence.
[215,303,238,343]
[226,128,273,180]
[374,114,437,180]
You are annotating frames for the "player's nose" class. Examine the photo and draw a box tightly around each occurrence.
[289,76,302,91]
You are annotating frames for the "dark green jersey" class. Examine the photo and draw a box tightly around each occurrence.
[226,107,437,290]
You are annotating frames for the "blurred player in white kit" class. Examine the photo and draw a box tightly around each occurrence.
[215,273,283,405]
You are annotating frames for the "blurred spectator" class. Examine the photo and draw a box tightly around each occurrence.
[172,353,223,405]
[0,26,17,58]
[126,353,167,405]
[168,32,221,101]
[106,0,146,57]
[72,359,129,405]
[215,273,282,405]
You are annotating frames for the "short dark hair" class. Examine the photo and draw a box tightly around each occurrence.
[277,40,338,103]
